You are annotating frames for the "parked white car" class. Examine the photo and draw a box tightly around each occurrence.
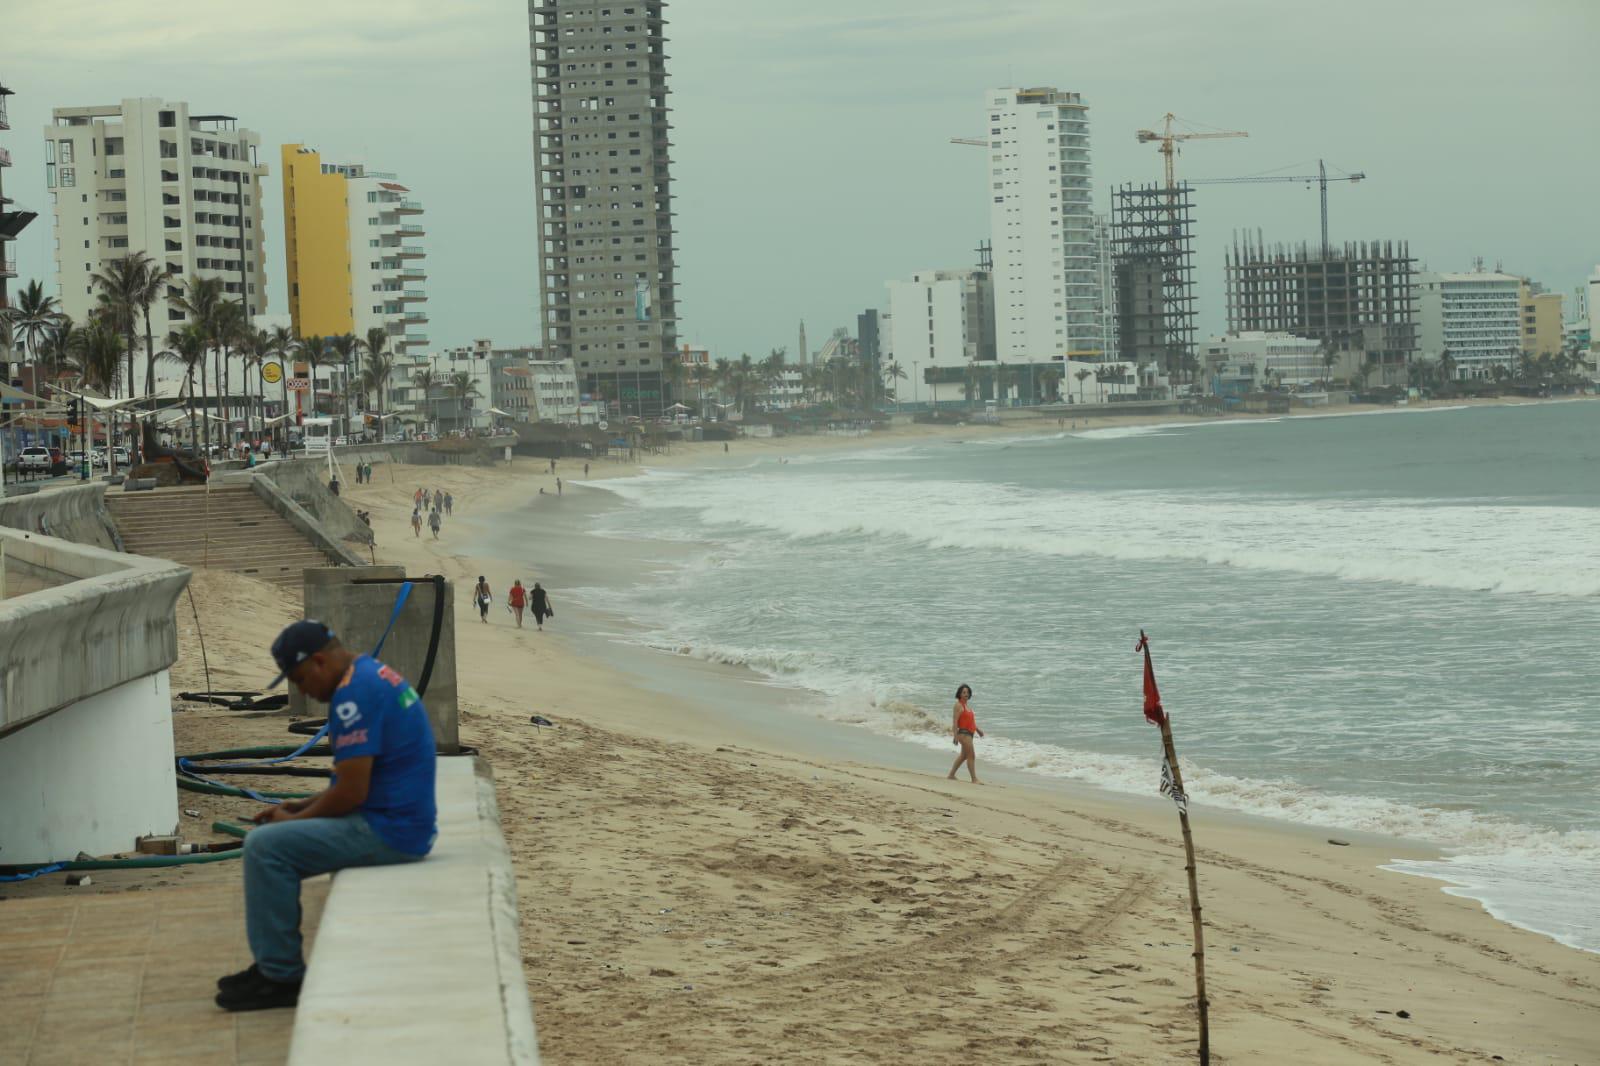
[18,446,53,472]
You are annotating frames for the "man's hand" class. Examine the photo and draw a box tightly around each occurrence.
[249,804,294,825]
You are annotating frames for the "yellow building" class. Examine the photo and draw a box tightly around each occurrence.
[1518,282,1563,358]
[280,144,354,338]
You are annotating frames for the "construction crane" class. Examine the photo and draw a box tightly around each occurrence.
[1136,113,1248,192]
[1188,160,1365,257]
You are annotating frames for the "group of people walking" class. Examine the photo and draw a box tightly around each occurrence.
[411,486,454,540]
[472,576,552,630]
[352,462,375,484]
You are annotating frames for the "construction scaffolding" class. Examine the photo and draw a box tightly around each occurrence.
[1112,183,1196,377]
[1225,236,1417,380]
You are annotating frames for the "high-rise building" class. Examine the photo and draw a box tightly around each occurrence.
[529,0,678,418]
[280,145,428,359]
[1414,270,1522,379]
[1225,237,1416,387]
[1,75,38,331]
[984,87,1098,362]
[886,269,997,391]
[45,99,268,387]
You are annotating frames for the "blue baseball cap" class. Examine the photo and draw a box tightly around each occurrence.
[267,620,337,688]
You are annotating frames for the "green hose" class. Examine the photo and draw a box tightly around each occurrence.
[183,744,331,760]
[1,847,244,877]
[212,820,251,839]
[177,777,314,801]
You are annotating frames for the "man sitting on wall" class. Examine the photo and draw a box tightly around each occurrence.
[215,620,438,1012]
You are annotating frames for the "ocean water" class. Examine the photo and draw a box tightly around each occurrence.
[573,402,1600,953]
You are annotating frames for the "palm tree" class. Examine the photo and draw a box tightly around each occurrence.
[89,254,152,404]
[1040,368,1062,403]
[1075,367,1093,403]
[1,280,61,367]
[413,367,441,431]
[359,327,390,432]
[211,300,247,443]
[298,335,331,417]
[39,315,81,385]
[447,369,480,430]
[267,324,297,445]
[882,360,907,410]
[131,260,166,404]
[67,316,124,397]
[172,276,226,439]
[167,323,209,452]
[236,327,273,441]
[330,332,361,438]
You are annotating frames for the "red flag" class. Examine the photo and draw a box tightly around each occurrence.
[1136,630,1166,726]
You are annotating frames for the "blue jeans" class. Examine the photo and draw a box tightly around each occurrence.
[244,813,425,982]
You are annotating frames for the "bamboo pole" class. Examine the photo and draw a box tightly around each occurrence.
[1159,716,1208,1063]
[1139,631,1209,1064]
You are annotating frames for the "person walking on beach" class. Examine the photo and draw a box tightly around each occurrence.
[427,508,442,540]
[530,582,551,631]
[414,487,423,508]
[410,508,422,538]
[215,621,435,1011]
[473,576,492,623]
[556,476,562,496]
[947,684,985,784]
[508,579,526,628]
[583,462,590,477]
[444,492,453,516]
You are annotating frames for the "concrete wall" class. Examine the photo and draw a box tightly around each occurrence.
[240,463,372,564]
[0,526,190,864]
[243,473,368,567]
[294,567,459,752]
[289,758,538,1064]
[0,672,178,864]
[0,483,121,551]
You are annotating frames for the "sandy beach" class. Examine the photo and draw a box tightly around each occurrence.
[134,399,1599,1064]
[319,403,1598,1065]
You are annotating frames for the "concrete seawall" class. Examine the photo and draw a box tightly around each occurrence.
[0,483,122,551]
[0,526,191,863]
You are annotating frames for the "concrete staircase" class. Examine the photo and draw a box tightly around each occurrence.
[106,484,339,589]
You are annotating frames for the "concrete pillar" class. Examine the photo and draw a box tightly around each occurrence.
[295,567,460,752]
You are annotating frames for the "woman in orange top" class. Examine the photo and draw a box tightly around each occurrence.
[947,684,985,783]
[508,579,527,628]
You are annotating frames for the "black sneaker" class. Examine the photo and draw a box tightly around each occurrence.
[214,969,302,1012]
[216,963,261,993]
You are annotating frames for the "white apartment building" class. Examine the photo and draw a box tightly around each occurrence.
[529,359,582,422]
[46,99,268,391]
[1414,271,1523,378]
[1201,331,1330,388]
[1587,266,1600,352]
[885,269,996,372]
[984,86,1098,363]
[347,169,428,356]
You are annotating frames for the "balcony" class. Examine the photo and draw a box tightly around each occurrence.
[403,311,428,323]
[396,244,424,258]
[398,223,425,237]
[399,288,427,301]
[394,198,423,215]
[402,333,429,346]
[0,146,11,168]
[400,266,427,279]
[1,258,16,278]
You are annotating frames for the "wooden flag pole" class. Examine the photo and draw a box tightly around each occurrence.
[1139,630,1210,1064]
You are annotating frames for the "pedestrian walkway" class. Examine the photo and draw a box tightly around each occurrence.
[1,879,327,1065]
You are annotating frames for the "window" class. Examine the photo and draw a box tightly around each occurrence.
[60,168,76,187]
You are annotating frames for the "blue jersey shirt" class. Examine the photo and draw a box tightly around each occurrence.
[328,655,437,855]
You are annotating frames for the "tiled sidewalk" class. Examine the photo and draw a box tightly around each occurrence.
[1,879,327,1065]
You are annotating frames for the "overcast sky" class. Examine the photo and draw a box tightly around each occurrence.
[6,0,1597,359]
